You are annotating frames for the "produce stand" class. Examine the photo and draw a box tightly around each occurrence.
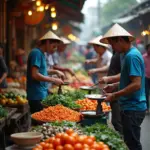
[0,107,17,150]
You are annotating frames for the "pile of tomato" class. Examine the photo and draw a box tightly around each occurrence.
[33,129,110,150]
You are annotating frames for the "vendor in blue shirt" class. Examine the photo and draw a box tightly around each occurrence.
[27,31,64,114]
[100,24,146,150]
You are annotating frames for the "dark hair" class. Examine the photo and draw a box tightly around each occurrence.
[40,39,60,45]
[145,43,150,51]
[109,36,130,43]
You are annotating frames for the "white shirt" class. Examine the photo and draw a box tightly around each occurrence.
[97,50,112,68]
[45,53,54,69]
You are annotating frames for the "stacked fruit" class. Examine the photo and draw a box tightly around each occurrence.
[33,129,110,150]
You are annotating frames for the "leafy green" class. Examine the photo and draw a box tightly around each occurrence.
[63,90,85,101]
[83,123,128,150]
[0,105,8,118]
[42,94,81,109]
[47,121,80,128]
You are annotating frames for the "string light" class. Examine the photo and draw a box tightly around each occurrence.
[39,6,44,12]
[51,12,56,18]
[45,4,49,10]
[51,7,55,12]
[28,10,32,16]
[36,0,41,6]
[52,23,58,31]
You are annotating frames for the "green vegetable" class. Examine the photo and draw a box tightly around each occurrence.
[42,94,81,109]
[83,123,128,150]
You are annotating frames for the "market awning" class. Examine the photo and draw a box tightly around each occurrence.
[113,15,138,24]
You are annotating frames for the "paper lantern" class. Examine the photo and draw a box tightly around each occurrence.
[24,11,45,26]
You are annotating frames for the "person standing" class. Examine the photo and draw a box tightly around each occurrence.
[27,31,64,114]
[0,44,8,89]
[99,52,122,134]
[100,24,146,150]
[143,43,150,112]
[85,36,112,87]
[53,37,75,77]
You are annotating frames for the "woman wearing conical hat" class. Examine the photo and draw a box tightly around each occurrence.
[53,37,76,78]
[27,31,64,114]
[101,24,146,150]
[85,35,112,88]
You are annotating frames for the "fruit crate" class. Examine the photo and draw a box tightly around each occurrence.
[6,103,29,113]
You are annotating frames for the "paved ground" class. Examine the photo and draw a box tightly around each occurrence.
[141,114,150,150]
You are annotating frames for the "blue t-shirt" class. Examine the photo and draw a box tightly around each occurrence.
[119,47,147,111]
[27,48,48,101]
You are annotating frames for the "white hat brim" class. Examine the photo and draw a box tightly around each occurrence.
[39,31,61,41]
[100,24,135,44]
[60,37,71,44]
[89,35,110,48]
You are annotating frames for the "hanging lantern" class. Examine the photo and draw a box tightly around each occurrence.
[25,11,45,26]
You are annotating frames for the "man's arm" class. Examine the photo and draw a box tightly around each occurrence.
[88,65,109,75]
[48,69,65,79]
[32,66,63,85]
[99,73,121,84]
[85,58,98,64]
[53,65,75,76]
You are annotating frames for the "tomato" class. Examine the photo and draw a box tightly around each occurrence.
[103,148,110,150]
[43,143,52,149]
[61,133,69,144]
[66,129,74,135]
[47,144,54,149]
[82,148,90,150]
[91,143,101,150]
[70,132,78,139]
[40,142,46,147]
[83,138,93,146]
[65,136,75,145]
[74,143,83,150]
[56,133,62,138]
[56,145,64,150]
[49,137,56,144]
[76,136,85,144]
[83,144,89,148]
[53,138,62,147]
[63,144,74,150]
[88,135,96,141]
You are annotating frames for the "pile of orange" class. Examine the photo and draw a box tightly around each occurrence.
[33,129,110,150]
[76,99,111,112]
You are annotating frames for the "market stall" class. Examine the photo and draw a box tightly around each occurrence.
[0,72,127,150]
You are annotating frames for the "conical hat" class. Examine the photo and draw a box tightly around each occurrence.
[60,37,71,44]
[89,35,109,48]
[39,30,61,41]
[100,24,135,44]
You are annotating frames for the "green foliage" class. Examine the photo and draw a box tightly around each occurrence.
[101,0,137,26]
[41,91,84,109]
[83,123,128,150]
